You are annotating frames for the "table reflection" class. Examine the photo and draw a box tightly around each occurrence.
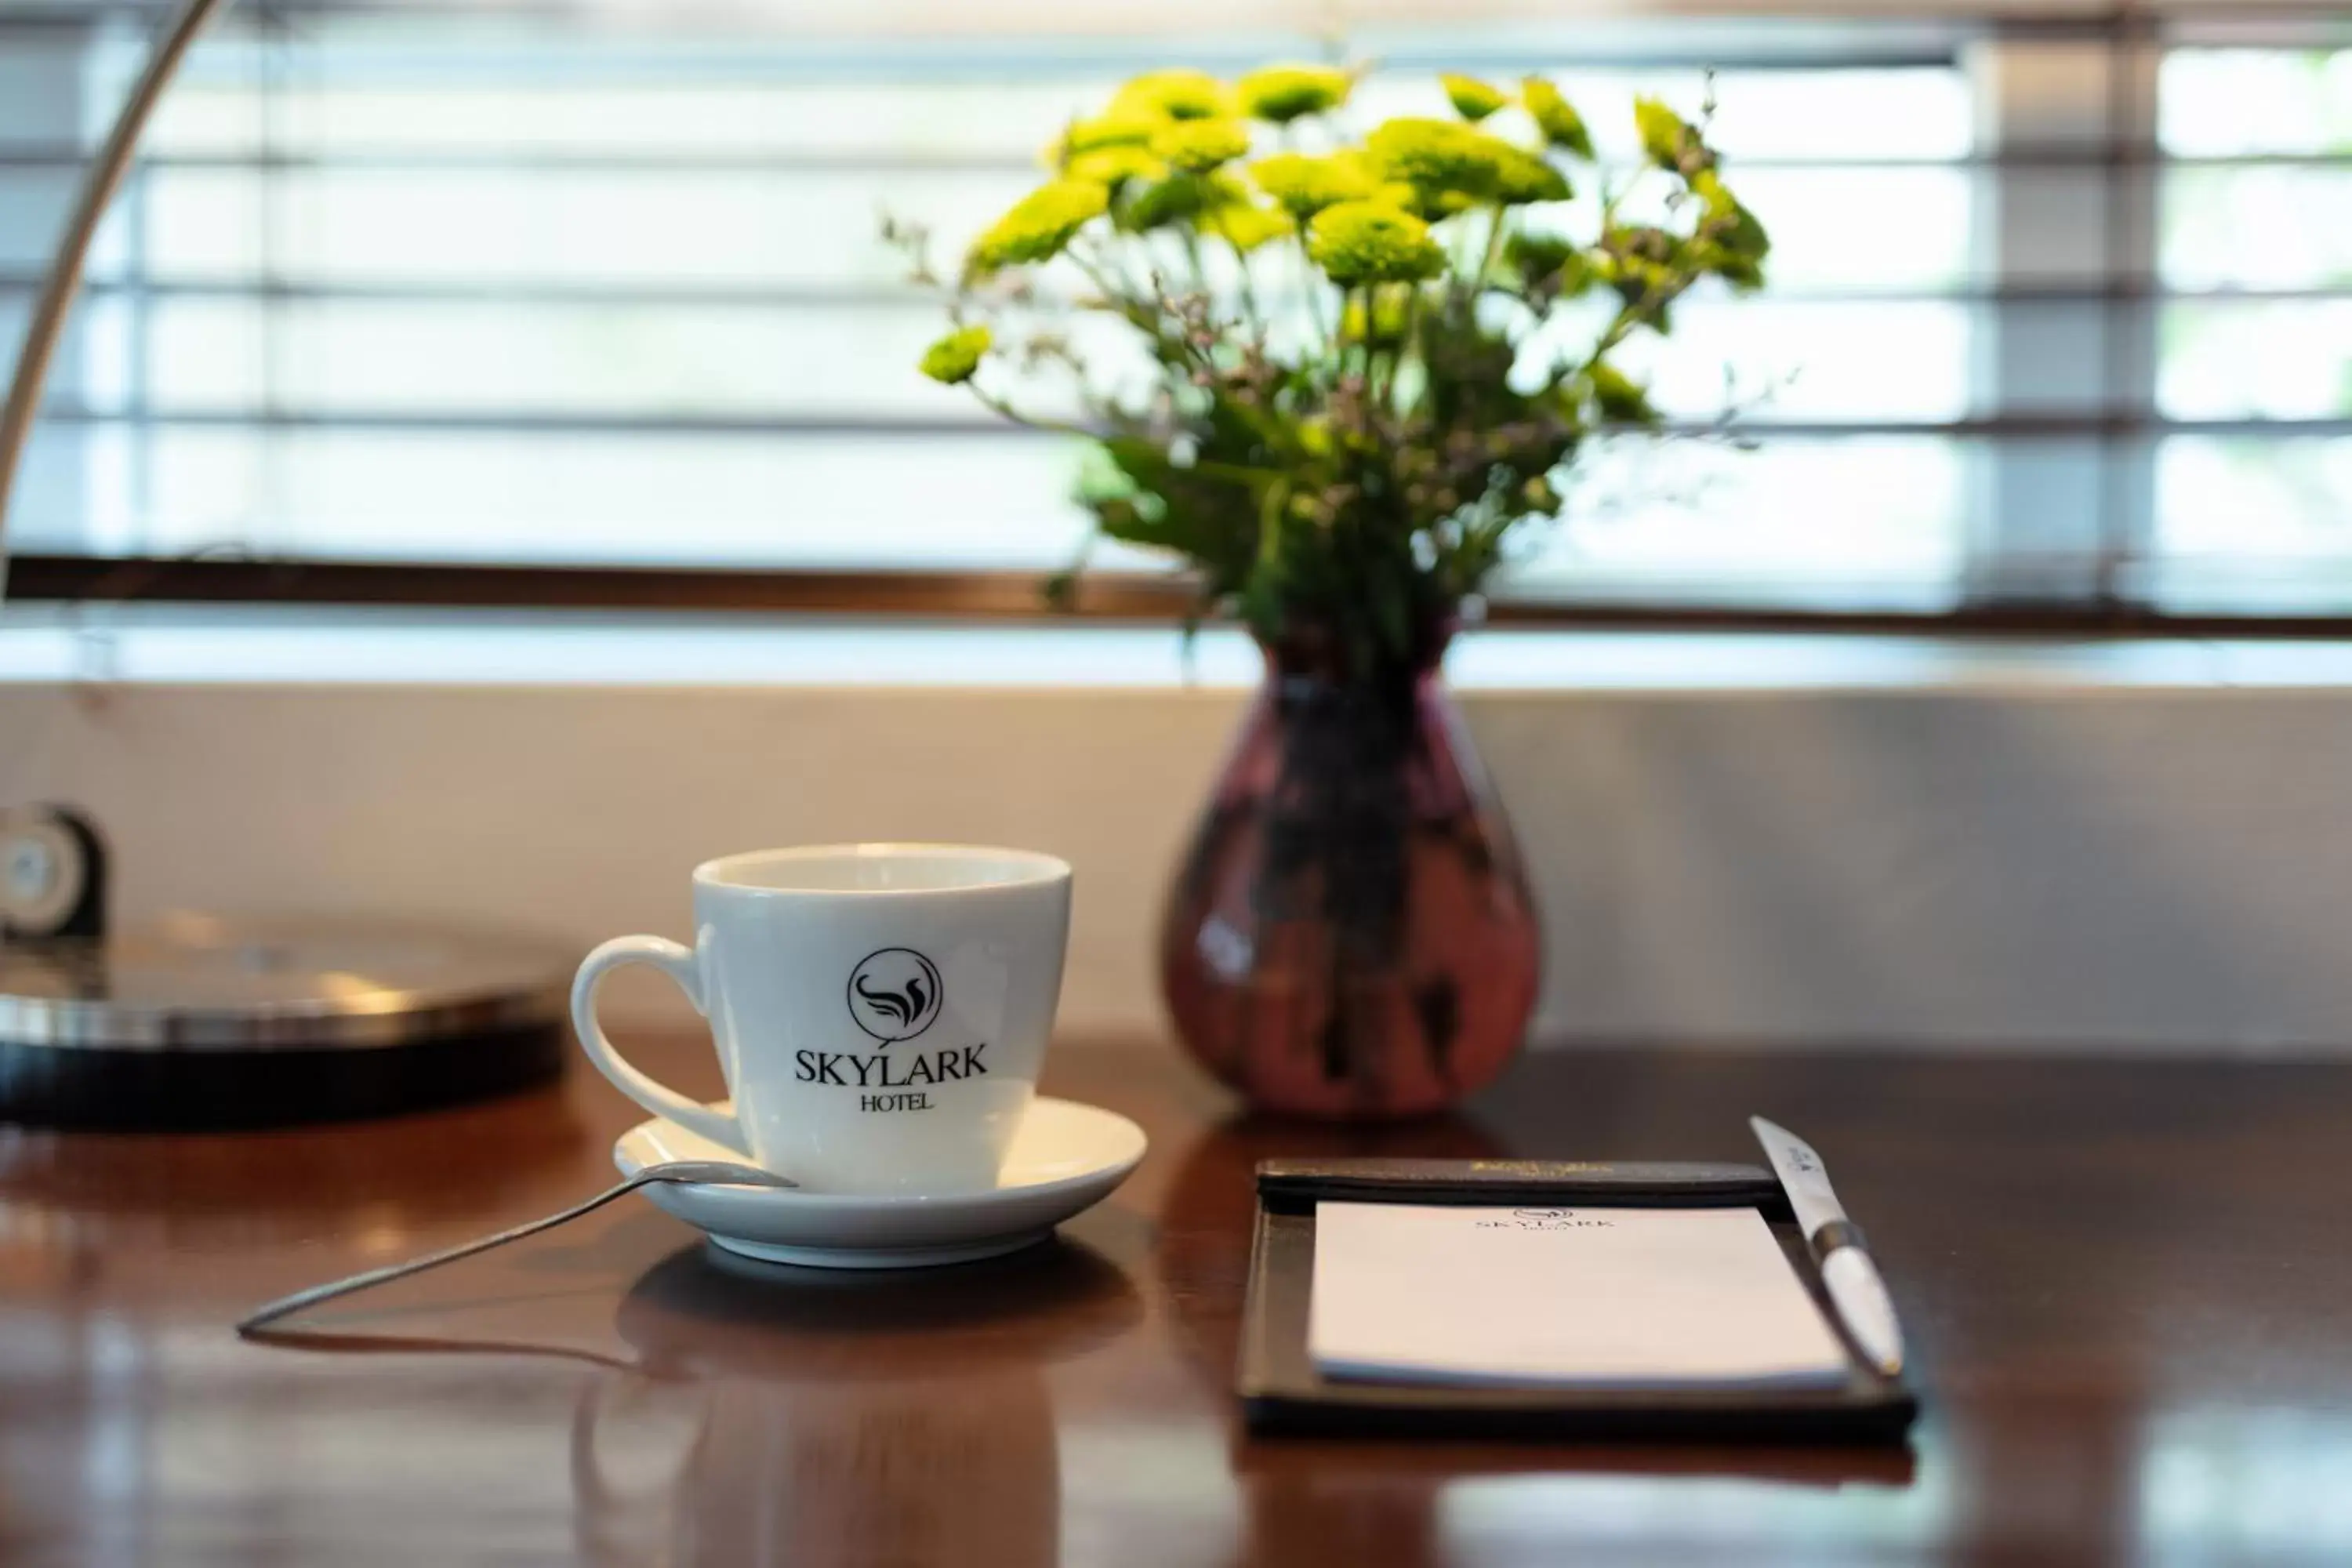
[574,1368,1058,1568]
[0,1087,590,1260]
[1235,1435,1922,1568]
[571,1238,1143,1568]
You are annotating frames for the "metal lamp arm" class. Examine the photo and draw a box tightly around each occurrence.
[0,0,232,605]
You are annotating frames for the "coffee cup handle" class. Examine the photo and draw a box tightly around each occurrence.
[571,935,753,1159]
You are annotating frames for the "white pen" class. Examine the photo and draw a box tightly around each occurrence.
[1749,1116,1906,1378]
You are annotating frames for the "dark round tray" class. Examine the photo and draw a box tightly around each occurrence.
[0,917,574,1130]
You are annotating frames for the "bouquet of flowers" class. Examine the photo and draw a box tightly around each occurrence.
[901,64,1769,681]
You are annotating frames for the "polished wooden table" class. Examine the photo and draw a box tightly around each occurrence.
[2,1035,2347,1566]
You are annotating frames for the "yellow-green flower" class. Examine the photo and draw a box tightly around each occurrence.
[1112,68,1232,122]
[1120,169,1247,232]
[1249,151,1377,220]
[1494,145,1571,205]
[1052,111,1160,165]
[1203,201,1293,252]
[1521,78,1595,158]
[1152,117,1251,173]
[1307,200,1446,285]
[1363,117,1516,200]
[967,178,1109,273]
[1389,183,1476,223]
[1439,73,1509,122]
[1236,63,1352,124]
[1066,144,1166,189]
[918,324,990,385]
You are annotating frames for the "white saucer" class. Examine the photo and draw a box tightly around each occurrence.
[613,1096,1147,1270]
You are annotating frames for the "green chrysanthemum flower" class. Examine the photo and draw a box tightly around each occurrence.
[1236,64,1352,124]
[1389,183,1477,223]
[1203,201,1293,252]
[1065,145,1166,189]
[1307,200,1446,286]
[1120,169,1247,232]
[1439,73,1509,122]
[1521,78,1595,158]
[967,178,1109,273]
[1052,111,1160,165]
[1494,145,1571,205]
[918,325,990,385]
[1151,117,1251,173]
[1112,68,1233,122]
[1249,151,1378,220]
[1363,117,1517,200]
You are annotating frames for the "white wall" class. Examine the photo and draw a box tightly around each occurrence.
[9,670,2352,1053]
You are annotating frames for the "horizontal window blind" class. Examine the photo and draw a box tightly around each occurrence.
[2150,42,2352,613]
[0,2,2343,625]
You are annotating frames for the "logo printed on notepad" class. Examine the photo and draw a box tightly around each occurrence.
[1479,1207,1617,1231]
[846,949,944,1044]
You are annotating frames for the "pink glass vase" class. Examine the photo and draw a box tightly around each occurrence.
[1159,626,1541,1119]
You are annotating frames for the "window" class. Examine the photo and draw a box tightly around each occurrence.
[0,4,2343,630]
[2152,42,2352,613]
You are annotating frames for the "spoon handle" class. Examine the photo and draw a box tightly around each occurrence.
[235,1167,774,1335]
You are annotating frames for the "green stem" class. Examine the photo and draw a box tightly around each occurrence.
[1069,248,1138,319]
[1473,204,1509,293]
[1180,227,1210,303]
[1257,476,1289,568]
[1348,285,1370,383]
[1073,245,1222,383]
[1299,233,1335,358]
[1232,244,1267,344]
[1398,285,1426,415]
[969,383,1091,441]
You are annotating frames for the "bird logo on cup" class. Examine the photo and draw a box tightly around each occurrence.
[846,949,944,1044]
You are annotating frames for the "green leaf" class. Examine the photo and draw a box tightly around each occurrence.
[1588,362,1659,425]
[1439,74,1510,123]
[1632,97,1707,173]
[1521,78,1595,159]
[1717,200,1770,260]
[1100,434,1179,491]
[1236,563,1288,640]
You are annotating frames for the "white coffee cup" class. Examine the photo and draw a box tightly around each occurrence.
[571,844,1073,1196]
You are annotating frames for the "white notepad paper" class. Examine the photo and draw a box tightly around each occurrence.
[1309,1202,1852,1388]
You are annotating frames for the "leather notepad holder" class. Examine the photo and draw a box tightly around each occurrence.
[1237,1157,1921,1442]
